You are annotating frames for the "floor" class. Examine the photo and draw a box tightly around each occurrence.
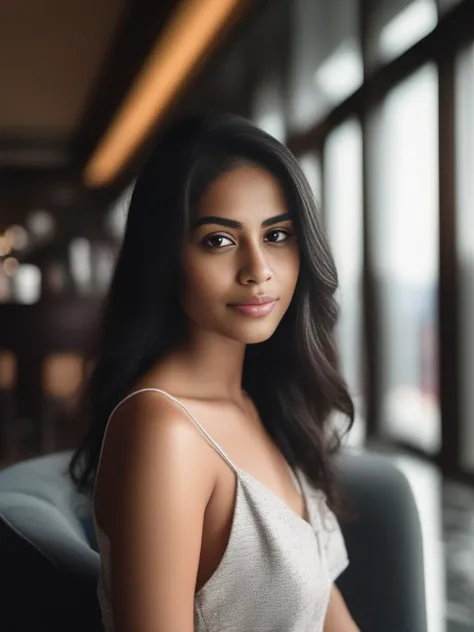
[442,479,474,631]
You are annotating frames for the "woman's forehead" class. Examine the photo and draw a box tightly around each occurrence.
[195,164,288,218]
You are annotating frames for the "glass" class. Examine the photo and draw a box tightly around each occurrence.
[299,152,322,204]
[324,119,365,447]
[252,72,286,143]
[366,0,438,68]
[455,42,474,474]
[367,63,440,452]
[288,0,362,135]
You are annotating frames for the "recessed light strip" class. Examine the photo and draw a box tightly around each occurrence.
[84,0,244,187]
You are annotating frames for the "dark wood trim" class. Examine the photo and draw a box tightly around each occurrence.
[318,140,327,228]
[0,167,78,230]
[0,137,70,169]
[358,0,380,438]
[280,0,293,139]
[437,50,460,473]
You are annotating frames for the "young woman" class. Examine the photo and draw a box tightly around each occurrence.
[68,114,359,631]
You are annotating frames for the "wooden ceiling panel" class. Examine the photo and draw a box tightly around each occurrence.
[0,0,265,241]
[0,0,126,138]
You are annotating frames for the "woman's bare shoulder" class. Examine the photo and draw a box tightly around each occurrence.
[94,389,216,535]
[93,389,217,631]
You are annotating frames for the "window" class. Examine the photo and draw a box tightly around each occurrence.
[299,152,322,204]
[367,64,440,452]
[324,119,365,446]
[252,73,286,143]
[366,0,437,68]
[288,0,362,134]
[455,42,474,473]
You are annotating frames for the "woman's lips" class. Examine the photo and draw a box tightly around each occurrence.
[228,300,277,317]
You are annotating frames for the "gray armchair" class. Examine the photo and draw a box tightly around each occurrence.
[0,449,427,631]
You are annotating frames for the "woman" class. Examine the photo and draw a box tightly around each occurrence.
[69,114,360,631]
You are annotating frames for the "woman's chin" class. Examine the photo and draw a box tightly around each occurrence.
[230,322,279,345]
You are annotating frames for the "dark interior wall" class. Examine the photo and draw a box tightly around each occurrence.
[0,298,101,419]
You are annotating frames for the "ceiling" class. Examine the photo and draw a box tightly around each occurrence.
[0,0,126,145]
[0,0,264,243]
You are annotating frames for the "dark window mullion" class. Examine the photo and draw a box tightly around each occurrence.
[358,0,381,439]
[437,49,460,475]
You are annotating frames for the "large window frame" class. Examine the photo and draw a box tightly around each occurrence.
[283,0,474,481]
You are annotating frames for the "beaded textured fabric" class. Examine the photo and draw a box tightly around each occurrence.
[93,388,349,632]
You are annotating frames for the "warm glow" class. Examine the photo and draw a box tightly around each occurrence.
[5,225,29,251]
[3,257,19,276]
[84,0,244,187]
[0,350,17,389]
[0,236,12,257]
[42,353,84,399]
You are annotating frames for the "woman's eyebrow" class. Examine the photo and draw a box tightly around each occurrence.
[191,213,291,231]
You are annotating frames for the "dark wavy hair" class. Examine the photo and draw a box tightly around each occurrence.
[68,113,355,516]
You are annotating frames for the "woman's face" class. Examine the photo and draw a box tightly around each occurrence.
[179,163,300,345]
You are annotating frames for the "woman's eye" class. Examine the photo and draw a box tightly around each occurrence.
[265,229,292,243]
[201,234,234,249]
[201,229,293,250]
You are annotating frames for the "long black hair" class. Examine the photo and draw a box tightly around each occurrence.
[68,114,355,515]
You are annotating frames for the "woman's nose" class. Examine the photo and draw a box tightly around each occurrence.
[238,243,272,285]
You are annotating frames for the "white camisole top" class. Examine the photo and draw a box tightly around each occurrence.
[93,387,350,632]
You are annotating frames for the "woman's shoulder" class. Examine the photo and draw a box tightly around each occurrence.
[94,388,216,535]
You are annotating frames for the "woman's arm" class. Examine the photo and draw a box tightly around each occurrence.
[94,393,216,632]
[324,585,360,632]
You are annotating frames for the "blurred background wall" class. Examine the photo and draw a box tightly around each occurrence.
[0,1,473,630]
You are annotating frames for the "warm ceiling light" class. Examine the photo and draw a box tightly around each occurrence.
[84,0,245,188]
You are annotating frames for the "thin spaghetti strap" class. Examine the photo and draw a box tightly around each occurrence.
[287,463,303,495]
[100,387,239,477]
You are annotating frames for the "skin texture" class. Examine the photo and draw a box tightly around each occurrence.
[161,162,301,401]
[94,164,359,631]
[324,585,360,632]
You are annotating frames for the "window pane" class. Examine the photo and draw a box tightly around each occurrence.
[455,43,474,474]
[367,0,437,68]
[299,152,322,204]
[288,0,362,135]
[368,64,440,452]
[252,73,286,143]
[324,119,365,447]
